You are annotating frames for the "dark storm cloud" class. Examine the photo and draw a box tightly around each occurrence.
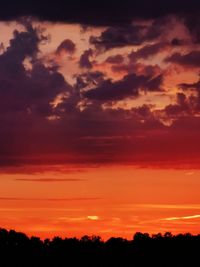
[0,20,42,80]
[179,80,200,90]
[164,83,200,119]
[75,71,105,90]
[129,42,168,61]
[183,14,200,43]
[79,49,94,69]
[1,0,200,26]
[165,51,200,68]
[0,20,72,115]
[90,19,166,51]
[1,17,200,169]
[145,74,163,92]
[171,38,184,46]
[84,73,163,101]
[1,21,166,166]
[90,25,147,50]
[105,55,124,64]
[56,39,76,55]
[164,93,190,116]
[0,19,75,165]
[178,80,200,112]
[84,75,140,101]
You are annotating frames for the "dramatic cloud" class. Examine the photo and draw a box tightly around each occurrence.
[84,73,163,101]
[79,49,94,69]
[0,20,71,116]
[56,39,76,55]
[105,55,124,64]
[0,20,75,164]
[171,38,184,46]
[0,15,200,168]
[165,51,200,68]
[90,20,166,51]
[75,71,105,90]
[129,42,168,60]
[1,0,200,26]
[183,14,200,43]
[179,80,200,90]
[164,93,190,116]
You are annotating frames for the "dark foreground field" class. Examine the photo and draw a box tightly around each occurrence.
[0,228,199,267]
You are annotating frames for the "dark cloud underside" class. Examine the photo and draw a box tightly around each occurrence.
[0,0,200,26]
[0,6,200,169]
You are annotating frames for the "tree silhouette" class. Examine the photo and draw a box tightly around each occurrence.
[0,227,199,266]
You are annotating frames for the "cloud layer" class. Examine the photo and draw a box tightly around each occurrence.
[0,15,200,168]
[1,0,200,26]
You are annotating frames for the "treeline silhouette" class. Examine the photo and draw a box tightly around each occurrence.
[0,228,200,267]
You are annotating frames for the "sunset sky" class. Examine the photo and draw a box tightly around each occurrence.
[0,0,200,239]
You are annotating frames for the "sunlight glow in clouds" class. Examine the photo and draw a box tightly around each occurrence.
[0,167,200,238]
[0,15,200,167]
[87,216,99,221]
[163,215,200,221]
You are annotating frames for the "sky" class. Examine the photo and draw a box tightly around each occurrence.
[0,0,200,239]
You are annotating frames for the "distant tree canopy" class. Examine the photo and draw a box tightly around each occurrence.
[0,228,200,267]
